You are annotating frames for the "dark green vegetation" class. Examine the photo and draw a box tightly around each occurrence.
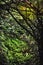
[0,18,39,65]
[0,0,43,65]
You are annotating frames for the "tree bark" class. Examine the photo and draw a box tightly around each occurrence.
[38,39,43,65]
[37,19,43,65]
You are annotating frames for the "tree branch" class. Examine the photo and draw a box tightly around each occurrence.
[7,10,34,37]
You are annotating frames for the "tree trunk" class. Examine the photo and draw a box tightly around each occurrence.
[38,22,43,65]
[38,39,43,65]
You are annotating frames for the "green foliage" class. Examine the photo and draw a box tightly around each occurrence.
[0,0,41,65]
[0,34,33,64]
